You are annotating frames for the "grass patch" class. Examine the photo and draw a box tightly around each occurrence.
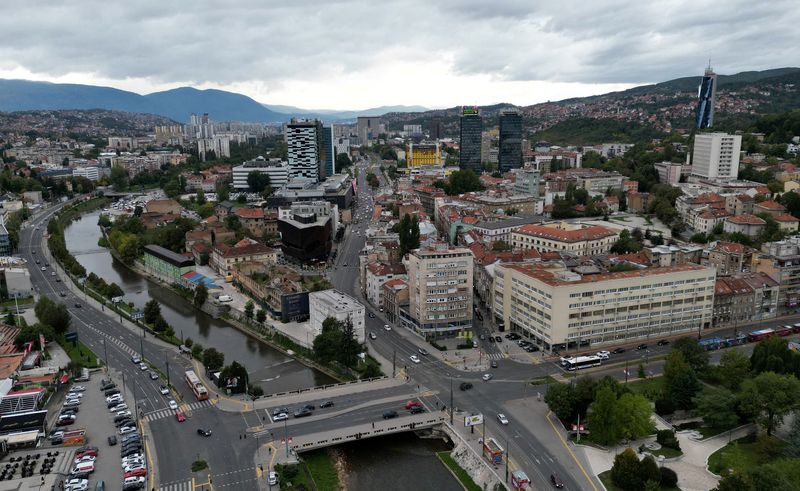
[598,470,680,491]
[626,376,664,401]
[1,296,34,307]
[191,460,208,472]
[650,446,683,459]
[529,375,558,386]
[303,449,339,491]
[58,337,101,369]
[707,435,785,475]
[610,216,630,222]
[275,463,314,490]
[437,451,481,491]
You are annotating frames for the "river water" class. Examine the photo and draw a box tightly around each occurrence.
[65,211,460,490]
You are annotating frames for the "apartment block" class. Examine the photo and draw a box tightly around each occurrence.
[511,223,618,256]
[493,263,715,352]
[691,133,742,180]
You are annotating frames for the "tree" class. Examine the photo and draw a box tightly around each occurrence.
[663,350,699,410]
[196,189,206,205]
[610,448,643,490]
[610,229,643,254]
[144,299,161,325]
[202,347,225,371]
[14,323,55,350]
[184,337,194,348]
[247,171,271,193]
[738,371,800,435]
[191,343,204,359]
[492,240,512,252]
[219,361,248,393]
[110,166,129,190]
[105,282,124,299]
[443,170,484,195]
[713,472,754,491]
[717,349,751,391]
[34,297,71,334]
[750,336,796,375]
[640,455,661,486]
[660,467,678,488]
[398,214,421,257]
[616,393,655,440]
[784,412,800,457]
[672,337,709,372]
[193,283,208,308]
[544,383,577,422]
[694,388,740,429]
[335,153,352,170]
[244,300,254,320]
[256,309,266,324]
[587,386,620,445]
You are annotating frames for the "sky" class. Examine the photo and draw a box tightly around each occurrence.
[1,0,798,111]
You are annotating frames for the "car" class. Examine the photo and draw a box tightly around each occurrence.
[119,426,136,435]
[75,449,98,459]
[148,371,158,380]
[49,430,65,441]
[41,266,46,271]
[131,356,141,364]
[268,471,278,486]
[115,418,134,428]
[101,381,117,391]
[75,445,99,453]
[108,435,117,446]
[405,400,422,409]
[410,355,421,364]
[611,347,626,354]
[74,455,97,464]
[64,479,89,491]
[121,456,144,466]
[123,477,145,486]
[272,412,289,422]
[175,410,186,422]
[497,413,509,425]
[488,336,495,343]
[637,343,648,350]
[657,339,670,346]
[418,348,429,356]
[410,405,426,414]
[168,400,178,410]
[106,394,123,403]
[63,400,81,408]
[95,480,106,491]
[550,473,565,488]
[138,363,147,371]
[490,360,498,368]
[559,356,575,366]
[56,277,62,282]
[368,312,375,318]
[382,410,398,419]
[51,271,56,276]
[121,448,142,458]
[525,345,539,353]
[197,428,212,437]
[35,259,40,264]
[272,407,290,416]
[479,334,485,340]
[596,351,610,359]
[459,382,473,391]
[369,332,377,340]
[482,373,493,381]
[109,403,128,412]
[495,336,502,342]
[70,385,86,392]
[115,410,132,419]
[124,468,147,479]
[320,401,334,408]
[384,324,391,331]
[294,407,313,418]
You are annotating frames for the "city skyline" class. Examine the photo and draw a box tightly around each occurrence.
[1,0,798,110]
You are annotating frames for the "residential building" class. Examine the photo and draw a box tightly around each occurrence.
[321,124,335,177]
[753,200,786,217]
[143,245,195,283]
[738,272,779,321]
[400,245,474,339]
[232,263,308,322]
[209,239,279,276]
[599,143,634,158]
[691,133,742,180]
[654,161,682,185]
[287,119,323,182]
[627,192,650,213]
[713,277,754,327]
[365,263,407,308]
[704,241,756,276]
[695,66,717,129]
[471,216,544,244]
[647,244,704,268]
[309,290,366,343]
[493,263,715,352]
[0,258,32,298]
[576,172,625,195]
[408,142,441,167]
[774,213,800,233]
[382,279,409,324]
[499,111,523,172]
[72,166,101,181]
[234,207,268,237]
[197,136,231,161]
[723,214,766,237]
[513,168,540,197]
[232,157,290,190]
[511,222,618,256]
[694,209,729,235]
[459,107,482,174]
[755,237,800,313]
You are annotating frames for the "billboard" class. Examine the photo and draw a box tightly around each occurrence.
[464,414,484,427]
[462,107,480,116]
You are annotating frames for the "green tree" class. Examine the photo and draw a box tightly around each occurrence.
[247,171,271,193]
[193,283,208,308]
[640,455,661,486]
[694,388,740,429]
[444,170,484,195]
[610,229,643,254]
[256,309,267,324]
[491,240,512,252]
[738,371,800,435]
[97,214,112,227]
[34,297,71,334]
[616,393,655,440]
[398,214,421,257]
[587,386,620,445]
[713,472,754,491]
[335,153,352,170]
[672,337,709,372]
[202,347,225,371]
[663,350,699,410]
[196,189,206,205]
[784,412,800,457]
[104,282,124,299]
[717,349,751,391]
[610,448,643,491]
[244,300,254,320]
[750,336,796,375]
[110,166,129,190]
[144,299,161,325]
[184,337,194,348]
[14,323,55,350]
[191,343,204,358]
[544,383,577,422]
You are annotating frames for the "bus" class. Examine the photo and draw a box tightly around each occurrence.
[564,355,602,371]
[747,328,775,343]
[185,370,209,401]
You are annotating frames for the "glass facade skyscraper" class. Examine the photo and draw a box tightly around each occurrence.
[695,67,717,129]
[459,107,482,174]
[499,110,523,172]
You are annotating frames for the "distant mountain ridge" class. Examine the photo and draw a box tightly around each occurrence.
[263,104,430,121]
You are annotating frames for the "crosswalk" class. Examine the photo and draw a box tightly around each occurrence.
[144,400,212,422]
[158,479,192,491]
[486,352,504,360]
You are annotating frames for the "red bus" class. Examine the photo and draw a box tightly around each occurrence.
[775,326,795,337]
[185,370,209,401]
[747,328,775,343]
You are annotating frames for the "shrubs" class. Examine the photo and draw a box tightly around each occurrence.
[610,448,680,490]
[656,429,681,452]
[655,397,675,416]
[660,467,678,488]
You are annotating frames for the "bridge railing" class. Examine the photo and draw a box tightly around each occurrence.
[289,414,444,452]
[259,376,389,399]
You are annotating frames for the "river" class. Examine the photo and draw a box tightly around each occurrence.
[65,211,461,490]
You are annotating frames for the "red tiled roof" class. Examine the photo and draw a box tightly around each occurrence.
[726,214,766,225]
[755,200,785,210]
[774,213,799,222]
[711,241,752,254]
[507,263,709,287]
[515,224,617,242]
[699,210,730,219]
[367,262,407,277]
[736,194,754,202]
[234,207,265,219]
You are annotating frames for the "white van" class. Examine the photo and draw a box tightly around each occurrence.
[72,461,95,474]
[217,295,232,303]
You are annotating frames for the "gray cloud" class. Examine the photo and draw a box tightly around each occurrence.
[1,0,798,93]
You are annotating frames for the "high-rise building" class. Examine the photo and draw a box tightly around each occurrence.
[400,245,474,339]
[499,110,523,172]
[287,119,323,181]
[428,117,444,140]
[356,116,381,145]
[321,124,335,177]
[691,132,742,180]
[695,65,717,129]
[459,107,482,174]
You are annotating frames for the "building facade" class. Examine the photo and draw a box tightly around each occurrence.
[695,66,717,129]
[691,133,742,180]
[499,111,522,172]
[232,157,290,190]
[309,289,366,343]
[511,223,618,256]
[287,119,322,181]
[143,245,195,283]
[459,107,482,174]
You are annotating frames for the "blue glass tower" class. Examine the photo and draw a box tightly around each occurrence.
[695,66,717,129]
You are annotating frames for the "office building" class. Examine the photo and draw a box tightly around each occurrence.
[143,245,195,283]
[493,263,715,352]
[511,222,618,256]
[399,245,474,339]
[321,124,335,177]
[72,166,101,181]
[356,116,381,145]
[654,161,683,185]
[0,221,13,258]
[277,202,334,261]
[459,107,482,174]
[287,119,323,182]
[309,290,366,343]
[695,65,717,129]
[513,168,540,197]
[408,142,441,167]
[691,133,742,180]
[499,110,523,172]
[232,157,289,190]
[428,118,444,140]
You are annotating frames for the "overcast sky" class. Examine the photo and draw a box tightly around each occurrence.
[1,1,798,110]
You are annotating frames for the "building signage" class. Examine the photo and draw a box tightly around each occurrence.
[464,414,484,427]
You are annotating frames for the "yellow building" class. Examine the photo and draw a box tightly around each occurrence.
[408,142,441,167]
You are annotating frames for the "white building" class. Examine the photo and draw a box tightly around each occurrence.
[72,166,101,181]
[365,263,407,308]
[654,161,683,185]
[232,157,290,190]
[309,289,366,343]
[691,133,742,180]
[197,136,231,161]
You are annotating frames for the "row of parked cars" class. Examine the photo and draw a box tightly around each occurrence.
[100,379,147,491]
[271,400,335,421]
[56,385,86,427]
[382,400,427,420]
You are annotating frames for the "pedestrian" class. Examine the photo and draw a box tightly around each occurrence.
[372,422,374,429]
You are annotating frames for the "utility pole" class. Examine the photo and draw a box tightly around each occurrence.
[165,355,170,387]
[505,436,509,483]
[103,338,109,371]
[449,377,454,425]
[392,350,396,378]
[283,418,289,458]
[140,334,144,361]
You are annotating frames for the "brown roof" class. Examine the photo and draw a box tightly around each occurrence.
[726,214,766,225]
[773,213,799,222]
[755,200,785,210]
[234,207,265,219]
[711,241,753,254]
[507,263,710,287]
[736,194,754,202]
[367,262,407,277]
[515,224,617,242]
[715,277,754,296]
[699,210,730,219]
[215,242,275,258]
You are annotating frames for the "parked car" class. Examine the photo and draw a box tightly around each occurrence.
[637,344,648,350]
[272,412,289,422]
[490,360,498,368]
[657,339,670,346]
[268,471,278,486]
[138,363,147,371]
[497,413,509,425]
[272,407,290,416]
[611,347,626,354]
[383,324,391,331]
[410,405,425,414]
[494,336,502,342]
[418,348,429,356]
[108,436,117,446]
[369,332,377,340]
[131,356,141,364]
[294,407,313,418]
[404,400,422,410]
[159,385,170,395]
[382,410,398,419]
[148,371,158,380]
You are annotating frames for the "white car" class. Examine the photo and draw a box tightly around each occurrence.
[559,356,575,366]
[110,403,128,412]
[159,386,170,395]
[482,373,493,381]
[69,386,86,392]
[119,426,136,435]
[121,456,143,466]
[596,351,610,360]
[116,410,132,418]
[139,363,148,371]
[41,266,46,271]
[123,463,146,473]
[384,324,391,331]
[131,356,141,364]
[268,471,278,486]
[497,413,509,425]
[123,476,145,485]
[106,394,122,402]
[410,355,421,364]
[73,455,96,464]
[64,478,89,491]
[272,412,289,422]
[168,400,178,410]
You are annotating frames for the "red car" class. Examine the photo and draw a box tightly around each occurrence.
[404,400,422,410]
[175,410,186,422]
[75,450,98,460]
[124,468,147,479]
